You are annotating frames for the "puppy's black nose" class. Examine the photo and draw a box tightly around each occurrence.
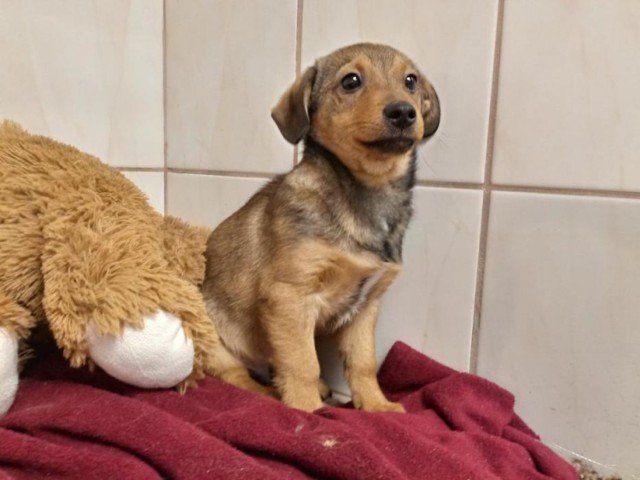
[383,101,417,129]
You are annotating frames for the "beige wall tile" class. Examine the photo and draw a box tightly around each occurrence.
[165,0,297,174]
[301,0,499,183]
[478,191,640,474]
[377,187,482,371]
[321,187,483,393]
[166,173,267,229]
[493,1,640,191]
[0,0,163,168]
[121,171,165,214]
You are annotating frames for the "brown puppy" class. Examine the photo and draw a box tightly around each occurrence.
[202,43,440,412]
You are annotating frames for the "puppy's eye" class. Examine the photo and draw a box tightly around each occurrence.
[341,73,361,91]
[404,74,418,91]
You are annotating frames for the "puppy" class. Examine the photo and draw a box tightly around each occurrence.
[202,43,440,412]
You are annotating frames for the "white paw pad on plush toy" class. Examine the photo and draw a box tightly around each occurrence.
[0,328,19,416]
[87,310,195,389]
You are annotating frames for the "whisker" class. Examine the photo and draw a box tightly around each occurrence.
[418,156,437,174]
[436,136,449,149]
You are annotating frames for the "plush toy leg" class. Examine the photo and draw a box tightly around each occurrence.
[87,310,194,388]
[40,197,275,394]
[0,328,19,416]
[40,202,199,382]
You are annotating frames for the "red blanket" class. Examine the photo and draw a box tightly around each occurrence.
[0,342,577,480]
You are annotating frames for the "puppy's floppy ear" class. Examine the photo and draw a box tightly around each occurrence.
[271,66,317,144]
[419,76,441,138]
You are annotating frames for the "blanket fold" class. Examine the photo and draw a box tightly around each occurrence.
[0,342,577,480]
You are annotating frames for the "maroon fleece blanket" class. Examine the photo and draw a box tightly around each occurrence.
[0,342,577,480]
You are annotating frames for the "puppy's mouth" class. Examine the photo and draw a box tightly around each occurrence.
[362,137,416,154]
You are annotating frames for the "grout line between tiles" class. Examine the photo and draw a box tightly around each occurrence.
[162,0,168,215]
[469,0,504,374]
[162,168,640,201]
[293,0,304,167]
[117,167,165,173]
[416,180,483,190]
[162,166,640,197]
[295,0,303,77]
[167,168,276,180]
[470,191,491,374]
[493,183,640,201]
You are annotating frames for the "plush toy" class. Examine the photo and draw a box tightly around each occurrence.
[0,121,264,416]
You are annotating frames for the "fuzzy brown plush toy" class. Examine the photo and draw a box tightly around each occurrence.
[0,121,264,415]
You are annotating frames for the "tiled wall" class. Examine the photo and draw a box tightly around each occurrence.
[0,0,165,212]
[2,0,639,477]
[165,1,640,476]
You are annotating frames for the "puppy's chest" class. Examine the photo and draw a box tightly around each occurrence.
[325,270,385,331]
[315,192,409,330]
[315,253,400,334]
[345,196,411,264]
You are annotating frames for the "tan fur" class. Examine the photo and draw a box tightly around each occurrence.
[203,43,440,412]
[0,121,268,394]
[0,291,37,341]
[293,50,439,187]
[312,55,417,186]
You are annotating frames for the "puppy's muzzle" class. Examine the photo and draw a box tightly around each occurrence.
[363,101,418,153]
[383,101,417,130]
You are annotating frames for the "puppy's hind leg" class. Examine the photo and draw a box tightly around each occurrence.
[208,341,279,399]
[319,377,332,401]
[202,300,278,399]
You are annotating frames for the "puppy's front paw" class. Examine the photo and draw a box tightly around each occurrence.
[282,390,324,412]
[357,399,406,413]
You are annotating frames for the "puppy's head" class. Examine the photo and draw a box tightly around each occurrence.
[272,43,440,185]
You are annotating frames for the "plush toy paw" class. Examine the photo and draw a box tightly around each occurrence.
[0,327,19,416]
[86,310,194,389]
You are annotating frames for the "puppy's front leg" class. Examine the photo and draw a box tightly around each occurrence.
[262,284,323,412]
[336,300,405,413]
